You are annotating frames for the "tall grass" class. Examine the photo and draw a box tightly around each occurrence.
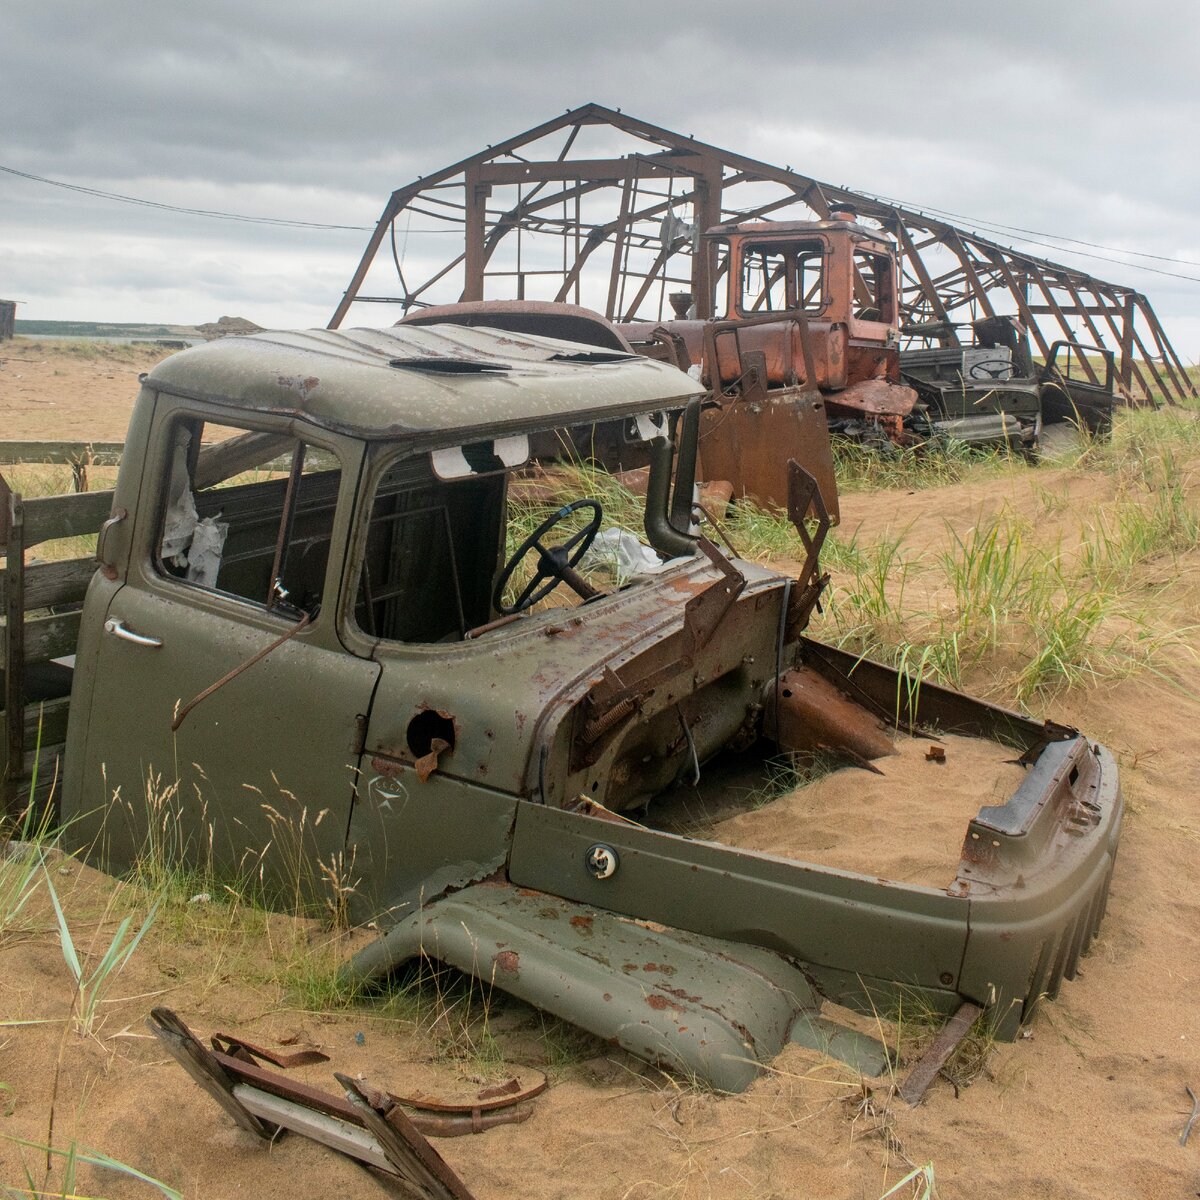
[833,435,1012,494]
[45,871,159,1040]
[0,813,49,944]
[821,497,1193,705]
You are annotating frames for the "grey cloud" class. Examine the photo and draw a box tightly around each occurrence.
[0,0,1196,350]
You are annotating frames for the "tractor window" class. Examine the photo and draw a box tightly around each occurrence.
[740,247,789,313]
[737,241,826,316]
[155,419,342,618]
[852,250,895,323]
[794,248,825,313]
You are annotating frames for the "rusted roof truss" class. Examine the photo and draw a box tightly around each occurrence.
[331,104,1194,403]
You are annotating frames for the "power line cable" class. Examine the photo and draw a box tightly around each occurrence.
[865,189,1200,269]
[4,159,1200,282]
[859,189,1200,283]
[0,163,374,231]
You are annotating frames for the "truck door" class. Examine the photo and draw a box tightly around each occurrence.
[69,410,380,905]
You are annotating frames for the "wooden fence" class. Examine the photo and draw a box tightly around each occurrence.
[0,455,114,816]
[0,440,125,492]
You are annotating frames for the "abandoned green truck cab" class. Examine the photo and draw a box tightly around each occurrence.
[57,324,1122,1093]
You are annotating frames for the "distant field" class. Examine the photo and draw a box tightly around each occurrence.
[14,319,195,338]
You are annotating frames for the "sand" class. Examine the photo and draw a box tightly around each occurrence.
[707,733,1029,889]
[1,338,1198,1199]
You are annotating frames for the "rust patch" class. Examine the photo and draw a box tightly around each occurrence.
[276,374,320,399]
[646,993,684,1013]
[641,962,677,976]
[538,907,561,920]
[493,950,520,975]
[659,985,701,1004]
[569,915,594,934]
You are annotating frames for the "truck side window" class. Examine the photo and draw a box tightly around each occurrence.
[353,454,504,643]
[155,419,342,617]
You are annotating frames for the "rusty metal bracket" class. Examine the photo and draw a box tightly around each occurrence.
[210,1031,330,1069]
[786,458,829,586]
[149,1007,480,1198]
[576,538,744,764]
[681,537,746,658]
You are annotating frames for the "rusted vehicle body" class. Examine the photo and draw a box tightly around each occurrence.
[403,211,916,511]
[619,211,917,437]
[901,315,1116,449]
[8,322,1120,1093]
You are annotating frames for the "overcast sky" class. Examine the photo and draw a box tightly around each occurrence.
[3,0,1197,356]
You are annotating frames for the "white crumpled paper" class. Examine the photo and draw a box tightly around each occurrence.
[185,517,229,588]
[582,528,690,586]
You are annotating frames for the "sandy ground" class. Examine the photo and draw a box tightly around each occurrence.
[1,339,1199,1199]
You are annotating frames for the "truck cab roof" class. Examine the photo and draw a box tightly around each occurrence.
[145,324,703,445]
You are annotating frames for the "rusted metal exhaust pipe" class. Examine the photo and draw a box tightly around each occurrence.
[644,433,697,560]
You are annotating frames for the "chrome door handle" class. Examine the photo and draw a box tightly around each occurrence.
[103,618,163,648]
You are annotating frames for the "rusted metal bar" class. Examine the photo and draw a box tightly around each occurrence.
[338,1074,477,1200]
[1139,294,1194,399]
[691,156,724,318]
[328,193,401,329]
[889,214,957,342]
[1128,319,1173,401]
[897,1001,983,1106]
[605,173,635,320]
[1059,277,1123,380]
[477,154,707,185]
[946,234,997,320]
[265,442,306,612]
[984,252,1052,360]
[1108,289,1147,398]
[461,166,489,303]
[1026,272,1101,386]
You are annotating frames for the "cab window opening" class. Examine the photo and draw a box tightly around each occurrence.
[736,240,826,317]
[154,417,342,618]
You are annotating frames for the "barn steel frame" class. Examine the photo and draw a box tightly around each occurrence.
[330,104,1194,404]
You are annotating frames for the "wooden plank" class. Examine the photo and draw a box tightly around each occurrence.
[21,490,113,548]
[8,609,82,663]
[0,557,94,611]
[194,432,293,490]
[146,1008,274,1139]
[0,441,124,468]
[4,490,24,813]
[21,697,70,747]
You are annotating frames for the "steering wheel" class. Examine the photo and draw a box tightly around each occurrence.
[493,499,603,615]
[967,358,1012,381]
